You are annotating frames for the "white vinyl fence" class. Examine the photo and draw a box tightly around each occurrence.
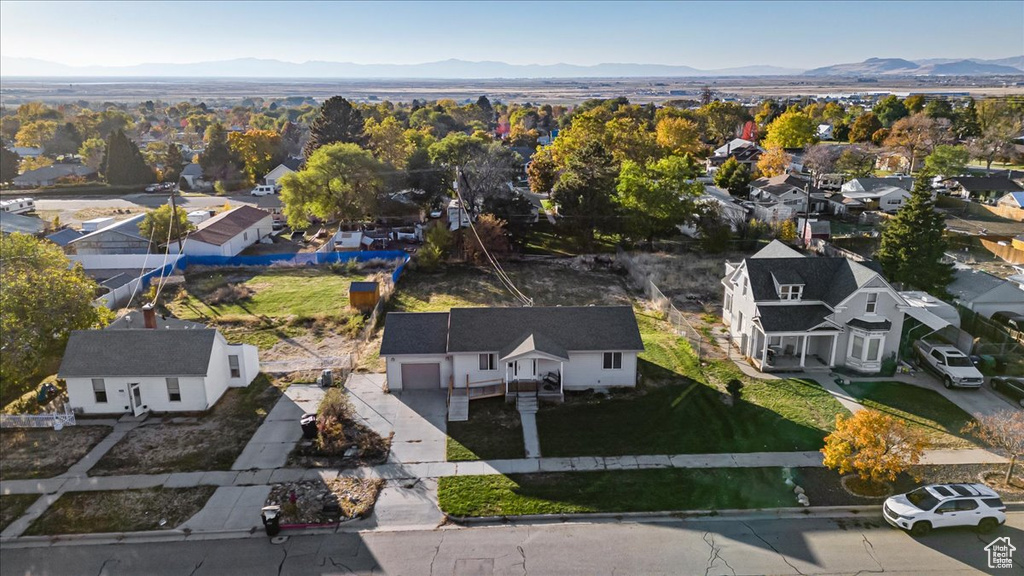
[0,405,77,429]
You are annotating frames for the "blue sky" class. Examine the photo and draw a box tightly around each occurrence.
[2,1,1021,68]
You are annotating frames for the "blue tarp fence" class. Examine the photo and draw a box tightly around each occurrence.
[157,250,412,285]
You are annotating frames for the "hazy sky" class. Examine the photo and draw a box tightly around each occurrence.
[2,1,1022,69]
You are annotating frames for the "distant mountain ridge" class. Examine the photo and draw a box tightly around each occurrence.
[1,55,1021,79]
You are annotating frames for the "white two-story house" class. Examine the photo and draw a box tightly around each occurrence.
[722,241,909,374]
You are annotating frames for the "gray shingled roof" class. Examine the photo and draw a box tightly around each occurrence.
[949,176,1023,194]
[744,256,879,306]
[45,227,84,246]
[379,312,450,355]
[189,206,270,246]
[756,305,833,332]
[499,332,569,361]
[58,329,217,378]
[448,306,644,353]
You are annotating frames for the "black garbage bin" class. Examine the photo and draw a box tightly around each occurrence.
[261,505,281,536]
[300,413,318,439]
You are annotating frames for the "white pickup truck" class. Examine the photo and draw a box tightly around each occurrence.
[913,341,984,389]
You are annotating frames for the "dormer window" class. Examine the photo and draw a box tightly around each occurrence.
[779,285,803,301]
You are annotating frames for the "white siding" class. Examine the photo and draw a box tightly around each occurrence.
[183,216,274,257]
[453,352,503,388]
[560,351,638,389]
[66,375,209,415]
[384,354,451,391]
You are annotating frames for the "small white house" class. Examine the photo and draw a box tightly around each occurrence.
[380,306,644,402]
[842,186,911,213]
[947,267,1024,318]
[183,206,273,257]
[59,311,259,416]
[262,158,303,188]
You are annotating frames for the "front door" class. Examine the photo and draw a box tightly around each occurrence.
[515,360,536,380]
[128,383,146,417]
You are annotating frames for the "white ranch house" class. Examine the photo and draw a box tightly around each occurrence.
[722,241,923,374]
[59,309,259,416]
[380,306,644,420]
[182,206,273,257]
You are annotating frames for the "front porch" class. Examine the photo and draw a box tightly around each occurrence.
[748,330,838,373]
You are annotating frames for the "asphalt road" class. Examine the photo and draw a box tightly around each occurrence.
[32,193,257,225]
[2,513,1021,575]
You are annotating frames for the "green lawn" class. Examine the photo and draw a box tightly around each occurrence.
[438,468,797,517]
[843,381,977,448]
[522,220,617,256]
[24,487,216,535]
[0,494,38,532]
[447,398,525,461]
[537,311,847,457]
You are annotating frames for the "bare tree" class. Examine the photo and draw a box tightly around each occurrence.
[963,410,1024,484]
[803,143,843,186]
[883,114,949,173]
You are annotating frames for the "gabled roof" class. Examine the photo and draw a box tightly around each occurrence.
[750,174,817,197]
[998,191,1024,207]
[947,268,1022,303]
[947,176,1023,194]
[713,138,757,156]
[843,177,914,193]
[180,163,203,177]
[447,306,644,353]
[58,329,217,378]
[281,157,303,171]
[742,243,882,306]
[12,164,96,183]
[45,227,84,246]
[379,312,450,355]
[843,186,910,201]
[0,212,46,235]
[750,240,803,259]
[107,310,207,330]
[188,206,270,246]
[499,332,569,361]
[68,214,146,244]
[756,304,833,332]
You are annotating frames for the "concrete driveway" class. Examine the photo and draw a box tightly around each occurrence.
[897,371,1022,416]
[231,384,324,471]
[345,373,448,465]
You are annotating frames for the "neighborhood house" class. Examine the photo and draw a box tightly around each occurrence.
[722,241,911,374]
[59,308,260,416]
[183,205,273,257]
[65,214,150,255]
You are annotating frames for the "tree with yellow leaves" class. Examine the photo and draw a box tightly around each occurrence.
[756,145,792,177]
[822,410,929,485]
[655,116,702,156]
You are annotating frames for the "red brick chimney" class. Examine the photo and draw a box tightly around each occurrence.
[142,304,157,329]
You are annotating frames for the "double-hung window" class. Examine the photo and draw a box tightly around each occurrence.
[228,355,241,378]
[166,378,181,402]
[92,378,107,403]
[478,353,496,371]
[603,352,622,370]
[866,293,878,314]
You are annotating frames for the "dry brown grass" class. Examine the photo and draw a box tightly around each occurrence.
[24,487,216,535]
[267,478,384,524]
[0,426,111,481]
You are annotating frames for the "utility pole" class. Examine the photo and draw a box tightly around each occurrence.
[802,182,812,247]
[169,190,183,254]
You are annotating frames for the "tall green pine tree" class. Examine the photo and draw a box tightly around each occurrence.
[876,174,954,295]
[303,96,365,159]
[101,130,154,186]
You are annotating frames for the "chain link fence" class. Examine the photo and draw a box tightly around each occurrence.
[617,247,703,360]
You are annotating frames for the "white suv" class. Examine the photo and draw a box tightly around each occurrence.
[884,483,1006,536]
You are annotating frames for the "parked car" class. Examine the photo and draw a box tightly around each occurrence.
[251,185,276,196]
[144,184,160,192]
[913,341,985,389]
[883,483,1006,536]
[990,376,1024,407]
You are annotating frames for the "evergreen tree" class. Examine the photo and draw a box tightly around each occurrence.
[0,146,19,184]
[101,129,154,185]
[303,96,365,158]
[199,122,238,181]
[163,143,183,183]
[876,174,954,295]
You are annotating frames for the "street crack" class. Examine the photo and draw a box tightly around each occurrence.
[742,521,806,576]
[94,558,117,576]
[187,559,205,576]
[277,544,289,576]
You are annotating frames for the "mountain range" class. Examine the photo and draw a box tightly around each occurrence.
[1,56,1021,79]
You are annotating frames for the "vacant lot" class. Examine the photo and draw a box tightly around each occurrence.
[24,487,216,535]
[843,381,977,449]
[90,375,280,476]
[447,398,525,461]
[0,494,38,531]
[0,426,110,481]
[391,259,630,313]
[166,265,390,355]
[439,467,798,517]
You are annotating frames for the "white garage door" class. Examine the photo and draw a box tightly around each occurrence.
[401,363,441,390]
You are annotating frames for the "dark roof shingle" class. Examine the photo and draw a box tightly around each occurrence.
[379,312,450,355]
[188,206,270,246]
[58,329,217,378]
[756,305,833,332]
[447,306,644,353]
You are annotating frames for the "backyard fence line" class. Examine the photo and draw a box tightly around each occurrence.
[361,276,396,343]
[260,355,356,375]
[0,405,76,429]
[616,247,703,360]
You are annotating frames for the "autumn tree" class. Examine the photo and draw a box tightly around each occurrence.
[527,147,557,193]
[0,146,19,183]
[615,155,703,246]
[803,144,843,186]
[363,116,413,168]
[756,146,792,177]
[416,221,453,272]
[78,137,106,171]
[303,96,365,158]
[462,213,511,264]
[848,113,882,143]
[138,203,195,250]
[551,141,618,246]
[923,144,969,177]
[762,110,816,149]
[876,174,954,294]
[44,122,83,156]
[822,410,929,485]
[963,410,1024,485]
[655,116,702,156]
[279,142,385,227]
[713,157,752,197]
[836,146,877,178]
[969,98,1024,170]
[14,120,57,148]
[0,234,112,401]
[884,114,945,173]
[228,129,285,183]
[699,100,750,145]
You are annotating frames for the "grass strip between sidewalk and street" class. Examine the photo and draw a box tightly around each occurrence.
[24,486,217,536]
[438,468,798,517]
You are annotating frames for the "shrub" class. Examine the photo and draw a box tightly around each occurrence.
[207,283,254,305]
[315,388,355,456]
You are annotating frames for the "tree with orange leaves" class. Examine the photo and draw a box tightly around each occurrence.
[756,145,792,177]
[822,410,929,484]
